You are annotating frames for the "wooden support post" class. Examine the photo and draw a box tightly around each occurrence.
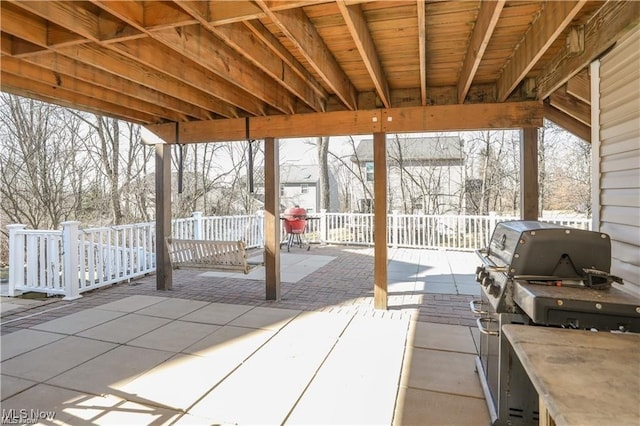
[264,137,281,300]
[520,128,539,221]
[373,132,388,310]
[156,143,172,290]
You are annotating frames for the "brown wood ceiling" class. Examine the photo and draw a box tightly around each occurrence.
[1,1,638,140]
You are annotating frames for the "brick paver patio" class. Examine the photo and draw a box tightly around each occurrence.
[1,246,479,335]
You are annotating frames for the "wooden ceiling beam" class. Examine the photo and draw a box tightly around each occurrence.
[257,0,358,111]
[55,44,222,120]
[1,72,155,124]
[417,0,426,106]
[150,25,296,114]
[94,1,296,115]
[543,102,590,143]
[566,69,590,105]
[549,85,590,126]
[146,101,543,143]
[112,38,253,118]
[537,1,640,100]
[21,52,210,121]
[1,2,48,47]
[337,1,390,108]
[457,0,504,104]
[497,1,586,102]
[175,1,325,112]
[243,19,327,100]
[1,56,187,122]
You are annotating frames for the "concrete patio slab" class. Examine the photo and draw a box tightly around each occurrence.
[0,383,181,425]
[1,336,116,382]
[183,324,275,361]
[119,353,228,411]
[286,316,409,425]
[179,302,253,325]
[394,386,489,426]
[1,329,65,361]
[126,320,220,353]
[1,248,489,425]
[134,298,209,320]
[0,374,37,400]
[76,313,171,344]
[408,321,477,354]
[96,295,167,313]
[227,306,300,330]
[401,347,484,398]
[187,311,351,425]
[30,308,126,335]
[46,345,174,396]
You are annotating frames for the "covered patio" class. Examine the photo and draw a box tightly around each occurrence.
[2,247,487,425]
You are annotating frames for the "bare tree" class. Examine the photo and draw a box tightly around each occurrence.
[0,94,86,229]
[317,136,331,210]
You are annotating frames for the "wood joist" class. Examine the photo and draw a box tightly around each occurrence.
[1,1,637,143]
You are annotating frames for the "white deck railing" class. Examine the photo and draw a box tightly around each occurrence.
[7,212,590,299]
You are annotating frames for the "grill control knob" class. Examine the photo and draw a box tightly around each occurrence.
[481,276,493,288]
[489,283,501,297]
[476,267,489,283]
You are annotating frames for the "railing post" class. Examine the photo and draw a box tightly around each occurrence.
[320,209,327,245]
[62,221,82,300]
[256,210,265,248]
[392,210,399,248]
[7,224,27,297]
[192,211,204,240]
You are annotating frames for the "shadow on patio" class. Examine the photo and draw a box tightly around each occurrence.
[1,246,489,425]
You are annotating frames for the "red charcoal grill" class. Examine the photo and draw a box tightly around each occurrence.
[282,206,310,252]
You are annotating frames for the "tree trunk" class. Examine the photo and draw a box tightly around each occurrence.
[317,136,330,210]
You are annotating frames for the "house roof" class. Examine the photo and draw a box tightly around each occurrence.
[2,1,636,142]
[353,136,463,162]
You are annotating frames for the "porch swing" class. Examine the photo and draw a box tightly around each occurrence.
[165,120,263,274]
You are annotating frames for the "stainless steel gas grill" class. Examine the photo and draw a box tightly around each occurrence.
[471,220,640,425]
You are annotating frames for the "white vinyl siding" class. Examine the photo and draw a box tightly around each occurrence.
[596,26,640,295]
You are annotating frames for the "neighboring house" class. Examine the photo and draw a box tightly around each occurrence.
[351,136,465,214]
[254,164,339,214]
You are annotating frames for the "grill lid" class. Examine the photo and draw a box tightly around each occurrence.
[486,221,611,279]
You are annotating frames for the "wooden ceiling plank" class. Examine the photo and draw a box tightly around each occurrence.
[543,103,590,142]
[208,1,266,25]
[417,0,426,106]
[337,1,390,108]
[497,1,586,102]
[457,0,505,104]
[9,0,101,42]
[1,72,155,124]
[1,56,187,122]
[211,22,325,112]
[1,2,48,47]
[1,33,13,55]
[566,68,590,105]
[22,52,211,121]
[113,38,252,118]
[150,25,296,114]
[142,1,197,30]
[55,44,223,120]
[243,19,328,99]
[257,0,358,110]
[146,101,542,143]
[176,1,325,112]
[537,1,640,100]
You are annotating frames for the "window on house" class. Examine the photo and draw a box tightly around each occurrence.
[280,185,285,196]
[301,184,308,194]
[365,162,374,182]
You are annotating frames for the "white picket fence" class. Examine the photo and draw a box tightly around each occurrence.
[7,212,590,299]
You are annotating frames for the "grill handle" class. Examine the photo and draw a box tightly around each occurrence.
[476,317,499,336]
[469,300,488,315]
